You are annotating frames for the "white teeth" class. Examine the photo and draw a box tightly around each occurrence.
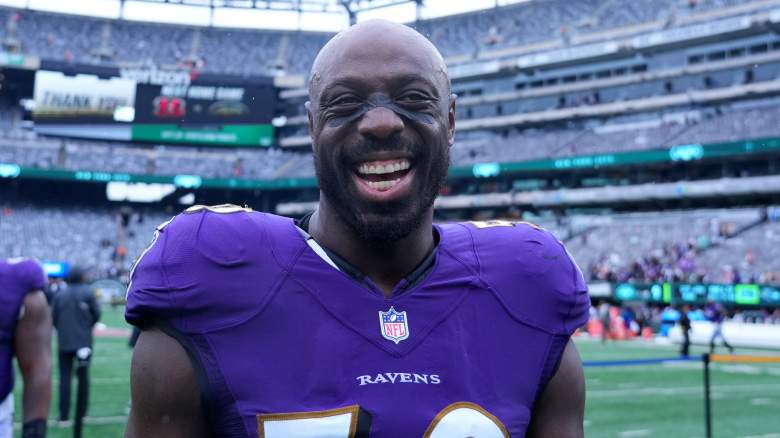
[366,179,401,191]
[357,159,410,175]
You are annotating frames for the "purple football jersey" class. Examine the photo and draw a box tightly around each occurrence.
[0,258,47,400]
[126,209,590,437]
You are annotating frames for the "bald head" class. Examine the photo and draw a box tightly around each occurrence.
[305,19,456,246]
[308,19,450,103]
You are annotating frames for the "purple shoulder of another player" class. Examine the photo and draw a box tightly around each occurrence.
[3,257,47,292]
[454,220,591,337]
[125,205,299,334]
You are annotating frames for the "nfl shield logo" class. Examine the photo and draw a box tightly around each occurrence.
[379,307,409,344]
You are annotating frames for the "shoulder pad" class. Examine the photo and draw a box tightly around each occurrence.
[125,209,296,333]
[463,221,590,335]
[467,219,542,230]
[183,203,253,214]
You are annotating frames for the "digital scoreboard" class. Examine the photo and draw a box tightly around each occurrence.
[133,83,274,125]
[613,283,780,306]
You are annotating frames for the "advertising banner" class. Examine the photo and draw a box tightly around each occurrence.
[32,70,136,123]
[131,124,274,147]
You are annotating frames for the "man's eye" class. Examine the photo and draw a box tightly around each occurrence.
[330,96,361,106]
[397,93,430,103]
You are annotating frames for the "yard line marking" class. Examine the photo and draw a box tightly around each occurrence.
[83,416,129,425]
[52,377,128,385]
[663,362,704,370]
[90,356,132,364]
[750,398,773,405]
[575,338,777,356]
[603,361,767,371]
[588,382,780,398]
[718,364,764,374]
[13,416,128,429]
[737,434,780,438]
[619,429,652,437]
[586,365,695,373]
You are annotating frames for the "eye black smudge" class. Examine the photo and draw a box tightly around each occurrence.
[327,93,434,128]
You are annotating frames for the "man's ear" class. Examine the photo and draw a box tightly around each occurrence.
[305,101,313,130]
[305,101,315,152]
[447,93,457,146]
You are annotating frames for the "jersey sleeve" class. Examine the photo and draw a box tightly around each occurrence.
[125,208,286,334]
[466,221,591,336]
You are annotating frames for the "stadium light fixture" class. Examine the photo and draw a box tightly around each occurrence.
[271,115,288,127]
[0,163,21,178]
[179,192,196,205]
[106,181,177,202]
[173,174,204,189]
[113,106,136,122]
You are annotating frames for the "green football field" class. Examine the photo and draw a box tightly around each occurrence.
[14,306,780,437]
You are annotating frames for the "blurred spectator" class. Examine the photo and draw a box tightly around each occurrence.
[678,304,692,356]
[51,267,100,434]
[705,301,734,354]
[597,300,611,343]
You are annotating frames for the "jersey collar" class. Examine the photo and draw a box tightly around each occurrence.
[295,212,438,294]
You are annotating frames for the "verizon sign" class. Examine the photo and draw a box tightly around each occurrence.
[119,67,191,86]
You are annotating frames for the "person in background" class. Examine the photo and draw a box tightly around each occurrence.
[705,301,734,354]
[52,267,100,437]
[598,300,611,343]
[678,304,692,357]
[0,258,52,438]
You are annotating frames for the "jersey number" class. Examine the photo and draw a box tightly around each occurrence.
[257,402,509,437]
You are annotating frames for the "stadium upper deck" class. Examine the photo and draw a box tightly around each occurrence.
[0,0,773,75]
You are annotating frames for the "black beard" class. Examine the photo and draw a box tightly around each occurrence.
[314,137,450,245]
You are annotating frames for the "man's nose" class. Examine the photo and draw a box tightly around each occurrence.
[357,106,404,140]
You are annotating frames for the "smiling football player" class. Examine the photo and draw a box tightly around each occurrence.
[125,19,590,438]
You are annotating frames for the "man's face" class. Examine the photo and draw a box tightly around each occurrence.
[308,28,455,243]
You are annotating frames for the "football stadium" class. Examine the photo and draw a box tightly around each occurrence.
[2,0,780,436]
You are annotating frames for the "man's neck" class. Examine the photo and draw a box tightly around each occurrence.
[308,200,435,297]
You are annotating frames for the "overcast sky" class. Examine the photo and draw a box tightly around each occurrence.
[0,0,528,31]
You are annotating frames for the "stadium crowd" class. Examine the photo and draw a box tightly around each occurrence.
[452,101,780,166]
[0,136,313,180]
[0,0,770,75]
[574,208,780,285]
[2,203,779,289]
[0,203,170,283]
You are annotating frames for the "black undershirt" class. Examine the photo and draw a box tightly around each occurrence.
[295,212,437,292]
